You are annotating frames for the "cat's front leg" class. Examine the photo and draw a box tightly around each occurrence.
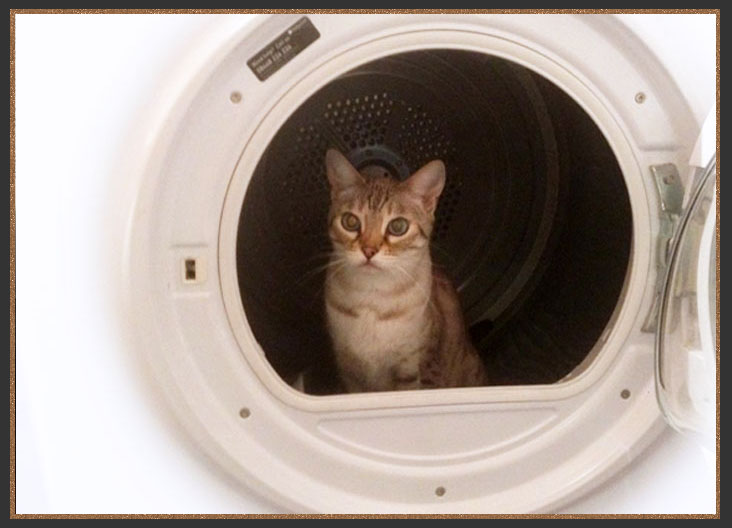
[390,353,421,391]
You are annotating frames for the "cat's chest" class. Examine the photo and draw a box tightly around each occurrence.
[330,307,426,351]
[326,284,432,358]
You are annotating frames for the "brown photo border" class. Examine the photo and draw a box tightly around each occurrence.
[8,8,720,519]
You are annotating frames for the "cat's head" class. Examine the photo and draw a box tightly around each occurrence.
[325,149,445,273]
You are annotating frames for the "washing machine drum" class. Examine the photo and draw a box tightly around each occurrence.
[237,49,632,394]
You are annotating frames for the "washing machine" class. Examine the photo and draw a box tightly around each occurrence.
[14,13,717,514]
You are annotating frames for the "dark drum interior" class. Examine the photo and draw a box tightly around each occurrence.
[236,49,632,394]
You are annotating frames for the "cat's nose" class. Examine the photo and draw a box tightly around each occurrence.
[361,246,378,260]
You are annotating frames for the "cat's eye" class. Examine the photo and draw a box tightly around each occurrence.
[387,217,409,236]
[341,212,361,232]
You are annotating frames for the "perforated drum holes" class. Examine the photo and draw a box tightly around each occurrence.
[317,91,458,239]
[435,486,446,497]
[621,389,631,400]
[635,92,646,104]
[230,91,243,104]
[239,407,251,419]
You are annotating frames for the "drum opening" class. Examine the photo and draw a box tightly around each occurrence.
[236,49,632,394]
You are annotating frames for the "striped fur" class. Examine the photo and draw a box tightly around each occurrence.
[324,150,487,393]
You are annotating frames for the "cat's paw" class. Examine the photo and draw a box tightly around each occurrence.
[391,371,421,391]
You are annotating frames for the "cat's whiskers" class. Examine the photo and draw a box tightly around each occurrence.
[391,262,436,313]
[298,253,347,285]
[326,257,349,282]
[300,257,350,310]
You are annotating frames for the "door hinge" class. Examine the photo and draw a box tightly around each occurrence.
[642,163,685,332]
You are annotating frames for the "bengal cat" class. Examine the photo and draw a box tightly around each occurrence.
[324,149,487,393]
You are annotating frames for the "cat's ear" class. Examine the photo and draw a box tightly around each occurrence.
[325,149,363,195]
[403,160,446,214]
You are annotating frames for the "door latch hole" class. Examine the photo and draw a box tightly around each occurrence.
[184,259,197,282]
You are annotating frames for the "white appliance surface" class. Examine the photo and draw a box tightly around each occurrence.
[14,13,716,514]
